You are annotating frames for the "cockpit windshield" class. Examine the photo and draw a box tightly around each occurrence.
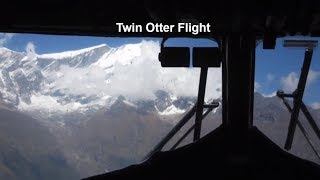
[254,37,320,165]
[0,33,319,179]
[0,33,222,179]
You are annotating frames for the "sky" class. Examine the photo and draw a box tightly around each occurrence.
[0,33,320,108]
[255,38,320,108]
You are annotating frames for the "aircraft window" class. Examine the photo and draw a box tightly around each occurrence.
[254,36,320,165]
[0,33,222,179]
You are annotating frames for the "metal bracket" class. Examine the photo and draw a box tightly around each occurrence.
[276,40,320,160]
[284,48,313,150]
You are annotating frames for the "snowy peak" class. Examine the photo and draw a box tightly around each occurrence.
[0,42,156,123]
[92,43,142,68]
[37,44,109,60]
[0,40,222,125]
[0,44,113,106]
[38,44,111,69]
[107,94,192,116]
[154,90,172,112]
[0,47,25,55]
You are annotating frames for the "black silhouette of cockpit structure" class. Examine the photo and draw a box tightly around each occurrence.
[1,0,320,179]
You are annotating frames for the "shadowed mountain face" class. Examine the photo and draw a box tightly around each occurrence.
[0,103,79,180]
[57,96,176,177]
[253,93,320,164]
[0,92,319,179]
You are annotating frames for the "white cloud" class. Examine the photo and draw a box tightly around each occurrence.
[262,91,277,98]
[311,102,320,110]
[266,73,275,83]
[0,33,15,46]
[44,40,222,100]
[280,70,320,93]
[308,70,320,84]
[45,65,109,97]
[25,42,37,60]
[281,72,299,92]
[254,82,261,92]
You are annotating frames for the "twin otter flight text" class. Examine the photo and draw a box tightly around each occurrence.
[116,23,211,35]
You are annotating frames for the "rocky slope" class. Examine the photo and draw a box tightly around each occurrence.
[0,102,79,180]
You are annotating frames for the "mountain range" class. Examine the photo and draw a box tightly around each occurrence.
[0,42,319,179]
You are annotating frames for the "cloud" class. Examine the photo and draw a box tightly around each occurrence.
[254,82,261,92]
[25,42,37,60]
[311,102,320,110]
[262,91,277,98]
[308,70,320,84]
[0,33,15,46]
[280,70,320,93]
[280,72,299,92]
[266,73,275,83]
[46,65,109,96]
[44,40,222,100]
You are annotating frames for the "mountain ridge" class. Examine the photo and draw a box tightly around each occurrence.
[1,41,216,126]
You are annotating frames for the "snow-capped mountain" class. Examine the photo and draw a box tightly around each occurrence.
[0,41,222,125]
[0,44,110,105]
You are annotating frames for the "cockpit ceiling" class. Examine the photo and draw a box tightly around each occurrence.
[1,0,320,38]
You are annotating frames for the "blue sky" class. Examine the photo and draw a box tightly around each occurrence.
[0,33,319,108]
[255,38,320,107]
